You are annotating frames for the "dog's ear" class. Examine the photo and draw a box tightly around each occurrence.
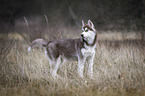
[82,20,85,27]
[88,20,96,31]
[88,20,94,28]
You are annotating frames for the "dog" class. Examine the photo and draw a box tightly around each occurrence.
[28,20,97,78]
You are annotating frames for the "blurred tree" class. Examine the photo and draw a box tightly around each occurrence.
[0,0,145,30]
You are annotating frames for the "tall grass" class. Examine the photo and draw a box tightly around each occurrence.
[0,29,145,96]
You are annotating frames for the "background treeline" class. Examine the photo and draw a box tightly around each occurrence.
[0,0,145,31]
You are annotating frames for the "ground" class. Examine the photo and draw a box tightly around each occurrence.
[0,30,144,96]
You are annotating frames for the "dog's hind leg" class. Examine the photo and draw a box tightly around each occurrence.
[52,56,62,78]
[48,58,54,74]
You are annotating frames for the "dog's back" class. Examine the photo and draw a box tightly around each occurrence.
[45,38,84,61]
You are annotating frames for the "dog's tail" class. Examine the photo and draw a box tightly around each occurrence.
[28,39,48,51]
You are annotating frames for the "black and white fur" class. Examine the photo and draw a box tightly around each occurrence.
[28,20,97,78]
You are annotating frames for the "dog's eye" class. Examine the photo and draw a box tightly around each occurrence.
[84,28,88,32]
[85,29,88,32]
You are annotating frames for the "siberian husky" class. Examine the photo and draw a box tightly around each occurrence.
[28,20,97,78]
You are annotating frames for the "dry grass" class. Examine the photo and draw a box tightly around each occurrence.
[0,30,145,96]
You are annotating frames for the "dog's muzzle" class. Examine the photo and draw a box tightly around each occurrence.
[81,34,85,40]
[81,34,84,38]
[81,34,87,43]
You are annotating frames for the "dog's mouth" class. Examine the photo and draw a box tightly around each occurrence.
[81,34,84,38]
[81,34,85,40]
[81,34,87,43]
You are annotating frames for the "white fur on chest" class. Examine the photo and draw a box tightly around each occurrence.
[81,44,96,57]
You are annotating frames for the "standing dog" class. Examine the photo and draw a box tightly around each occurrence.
[28,20,97,78]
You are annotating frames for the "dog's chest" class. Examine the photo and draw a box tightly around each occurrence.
[81,45,95,57]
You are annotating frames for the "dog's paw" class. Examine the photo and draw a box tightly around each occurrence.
[28,47,31,52]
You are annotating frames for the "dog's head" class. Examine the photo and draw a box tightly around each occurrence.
[81,20,97,45]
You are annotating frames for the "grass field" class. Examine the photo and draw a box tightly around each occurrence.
[0,29,145,96]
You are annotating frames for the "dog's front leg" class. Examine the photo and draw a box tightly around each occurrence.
[78,57,86,78]
[87,53,95,78]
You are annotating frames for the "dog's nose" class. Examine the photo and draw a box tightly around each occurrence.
[81,34,84,37]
